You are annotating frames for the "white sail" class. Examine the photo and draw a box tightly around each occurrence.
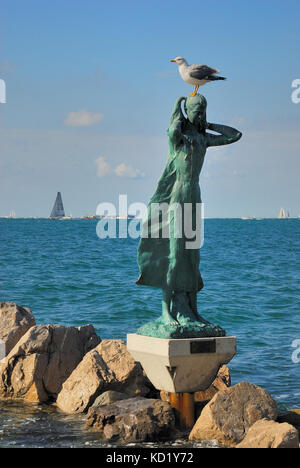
[278,208,290,219]
[50,192,65,218]
[278,208,285,219]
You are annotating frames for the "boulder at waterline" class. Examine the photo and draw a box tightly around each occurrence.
[236,418,299,449]
[86,397,175,442]
[0,324,100,403]
[57,340,150,414]
[189,382,278,446]
[92,391,131,407]
[278,411,300,437]
[0,302,36,355]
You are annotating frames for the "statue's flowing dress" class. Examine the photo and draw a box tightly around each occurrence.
[136,122,206,293]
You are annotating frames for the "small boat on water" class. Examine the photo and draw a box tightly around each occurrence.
[2,210,16,219]
[81,215,135,220]
[278,208,290,219]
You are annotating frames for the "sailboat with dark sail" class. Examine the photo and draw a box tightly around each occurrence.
[50,192,65,219]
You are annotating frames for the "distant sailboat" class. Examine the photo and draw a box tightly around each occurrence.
[3,210,16,219]
[278,208,290,219]
[50,192,65,219]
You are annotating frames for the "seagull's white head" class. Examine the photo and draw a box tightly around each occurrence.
[170,56,187,66]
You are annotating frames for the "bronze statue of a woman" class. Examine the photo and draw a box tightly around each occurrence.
[136,95,242,339]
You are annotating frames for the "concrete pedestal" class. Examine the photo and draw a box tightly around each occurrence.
[127,334,236,393]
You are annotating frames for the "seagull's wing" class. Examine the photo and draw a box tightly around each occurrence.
[189,64,220,80]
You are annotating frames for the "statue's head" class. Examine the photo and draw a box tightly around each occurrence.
[184,95,207,127]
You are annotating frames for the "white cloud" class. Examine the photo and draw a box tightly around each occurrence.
[114,163,145,179]
[64,110,103,127]
[95,156,110,178]
[94,159,146,179]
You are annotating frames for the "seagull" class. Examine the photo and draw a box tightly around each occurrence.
[170,56,226,96]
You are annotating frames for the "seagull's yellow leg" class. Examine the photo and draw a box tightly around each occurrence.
[189,85,199,97]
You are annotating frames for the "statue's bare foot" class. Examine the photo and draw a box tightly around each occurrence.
[164,319,179,327]
[194,312,210,325]
[159,312,178,327]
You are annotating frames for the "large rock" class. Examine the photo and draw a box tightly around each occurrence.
[189,382,278,446]
[0,324,100,402]
[57,340,150,414]
[236,419,299,449]
[92,391,131,407]
[278,410,300,434]
[0,302,36,355]
[86,397,175,442]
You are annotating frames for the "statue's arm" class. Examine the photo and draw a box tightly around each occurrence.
[167,97,186,146]
[206,123,242,147]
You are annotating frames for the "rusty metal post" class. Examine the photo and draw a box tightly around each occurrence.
[169,392,195,429]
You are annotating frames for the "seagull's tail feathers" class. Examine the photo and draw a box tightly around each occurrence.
[207,75,227,81]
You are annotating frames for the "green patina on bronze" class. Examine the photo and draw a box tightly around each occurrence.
[136,95,242,339]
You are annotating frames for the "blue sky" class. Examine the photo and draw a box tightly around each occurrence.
[0,0,299,217]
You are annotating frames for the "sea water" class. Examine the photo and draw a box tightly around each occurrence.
[0,218,299,447]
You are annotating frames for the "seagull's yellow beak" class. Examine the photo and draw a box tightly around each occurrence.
[170,59,176,62]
